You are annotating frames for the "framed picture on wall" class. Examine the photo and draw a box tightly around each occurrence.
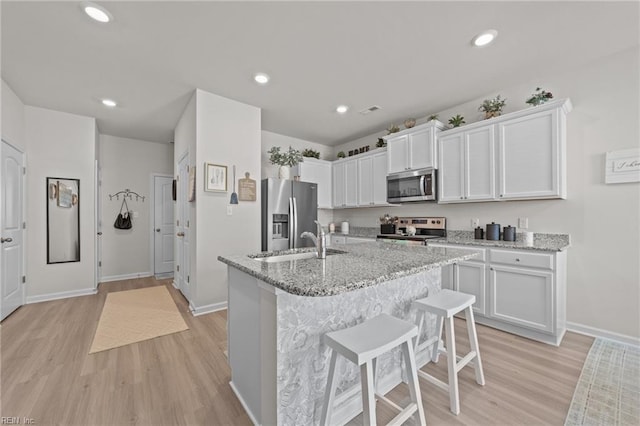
[204,163,227,192]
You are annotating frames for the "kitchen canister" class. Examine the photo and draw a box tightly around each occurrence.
[328,223,335,233]
[503,225,517,241]
[474,226,484,239]
[486,222,501,240]
[341,221,349,235]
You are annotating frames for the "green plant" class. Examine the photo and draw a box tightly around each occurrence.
[267,146,303,167]
[386,124,400,134]
[301,148,320,159]
[526,87,553,106]
[448,114,465,127]
[428,114,439,121]
[479,95,507,114]
[376,138,386,148]
[337,151,346,159]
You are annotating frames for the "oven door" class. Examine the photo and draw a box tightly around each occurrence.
[387,168,436,203]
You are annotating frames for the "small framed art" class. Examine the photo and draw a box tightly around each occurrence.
[205,163,227,192]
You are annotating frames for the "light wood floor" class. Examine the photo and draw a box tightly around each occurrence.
[1,277,593,425]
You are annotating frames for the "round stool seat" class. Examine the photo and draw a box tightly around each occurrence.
[413,289,475,318]
[324,313,417,365]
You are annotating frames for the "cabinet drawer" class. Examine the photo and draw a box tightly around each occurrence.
[490,249,553,270]
[429,244,486,262]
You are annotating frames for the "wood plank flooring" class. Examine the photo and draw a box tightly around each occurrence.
[1,277,593,425]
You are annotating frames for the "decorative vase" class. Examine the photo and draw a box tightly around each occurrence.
[278,165,290,180]
[404,118,416,129]
[484,111,501,119]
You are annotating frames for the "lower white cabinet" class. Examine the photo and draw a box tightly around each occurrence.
[428,242,567,346]
[330,235,375,245]
[489,265,554,333]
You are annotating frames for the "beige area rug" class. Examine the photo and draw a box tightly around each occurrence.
[89,285,189,354]
[565,338,640,425]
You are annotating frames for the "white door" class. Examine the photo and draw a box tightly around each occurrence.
[95,162,102,287]
[176,154,190,300]
[154,175,174,276]
[1,141,25,321]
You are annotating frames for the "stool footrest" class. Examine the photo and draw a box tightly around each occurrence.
[417,370,449,392]
[416,335,439,354]
[455,351,477,374]
[387,403,419,426]
[376,394,402,412]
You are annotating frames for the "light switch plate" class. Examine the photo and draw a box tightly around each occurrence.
[133,211,139,218]
[471,218,480,228]
[518,217,529,228]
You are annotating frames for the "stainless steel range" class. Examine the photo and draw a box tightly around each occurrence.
[376,217,446,246]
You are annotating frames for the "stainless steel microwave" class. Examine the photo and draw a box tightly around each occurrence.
[387,168,436,203]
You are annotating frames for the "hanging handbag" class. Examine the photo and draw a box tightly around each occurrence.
[114,198,132,230]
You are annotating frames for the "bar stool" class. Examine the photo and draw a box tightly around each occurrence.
[413,289,485,415]
[321,313,426,426]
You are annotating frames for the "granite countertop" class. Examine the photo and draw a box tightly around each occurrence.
[218,242,477,297]
[429,230,571,252]
[332,226,378,238]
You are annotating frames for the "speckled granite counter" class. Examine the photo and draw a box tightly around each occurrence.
[218,242,476,297]
[337,226,378,238]
[429,230,570,252]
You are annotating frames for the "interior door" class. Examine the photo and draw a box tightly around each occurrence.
[95,162,102,287]
[154,175,174,276]
[1,141,25,321]
[176,154,190,300]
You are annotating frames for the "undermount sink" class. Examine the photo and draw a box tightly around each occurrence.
[253,249,345,263]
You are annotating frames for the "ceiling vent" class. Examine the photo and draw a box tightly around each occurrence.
[359,105,381,115]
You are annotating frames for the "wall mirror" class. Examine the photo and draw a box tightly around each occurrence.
[47,177,80,263]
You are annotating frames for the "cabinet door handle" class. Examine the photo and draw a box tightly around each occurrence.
[515,258,520,262]
[490,267,494,271]
[177,232,185,237]
[460,197,463,200]
[1,237,13,243]
[499,194,503,197]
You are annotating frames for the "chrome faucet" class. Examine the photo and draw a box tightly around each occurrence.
[301,220,327,259]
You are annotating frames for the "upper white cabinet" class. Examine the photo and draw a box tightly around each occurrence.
[385,121,445,174]
[437,98,571,204]
[294,158,332,209]
[497,107,565,200]
[438,126,495,203]
[332,158,358,208]
[358,151,389,206]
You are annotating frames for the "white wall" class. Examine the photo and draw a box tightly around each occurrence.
[99,134,173,280]
[261,130,334,226]
[1,79,26,151]
[24,106,97,301]
[332,47,640,340]
[193,90,261,311]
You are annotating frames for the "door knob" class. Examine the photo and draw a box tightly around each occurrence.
[177,232,185,237]
[1,237,13,243]
[156,228,161,232]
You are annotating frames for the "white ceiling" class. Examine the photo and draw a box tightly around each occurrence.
[2,1,638,146]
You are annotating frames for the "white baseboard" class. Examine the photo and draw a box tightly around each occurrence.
[567,321,640,347]
[189,301,228,316]
[172,280,179,289]
[26,287,97,304]
[99,272,152,283]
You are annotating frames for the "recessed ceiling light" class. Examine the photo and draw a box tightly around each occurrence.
[254,73,270,84]
[82,2,112,23]
[336,105,349,114]
[472,29,498,47]
[101,99,117,107]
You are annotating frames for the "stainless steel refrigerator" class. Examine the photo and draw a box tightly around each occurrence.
[261,178,318,251]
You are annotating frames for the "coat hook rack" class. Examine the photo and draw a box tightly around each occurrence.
[108,188,145,202]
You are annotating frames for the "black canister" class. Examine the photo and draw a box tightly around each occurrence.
[474,226,484,239]
[503,225,516,241]
[486,222,501,240]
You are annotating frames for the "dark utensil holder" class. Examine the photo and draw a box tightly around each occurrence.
[380,224,396,234]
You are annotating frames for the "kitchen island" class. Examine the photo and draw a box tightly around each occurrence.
[218,242,476,425]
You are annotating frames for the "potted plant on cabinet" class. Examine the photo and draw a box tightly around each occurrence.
[268,146,303,179]
[479,95,506,119]
[448,114,465,128]
[526,87,554,106]
[301,148,320,159]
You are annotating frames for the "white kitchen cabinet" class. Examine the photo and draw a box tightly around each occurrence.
[294,158,332,209]
[358,150,389,206]
[497,107,566,200]
[330,235,346,245]
[437,98,571,204]
[330,235,375,245]
[427,242,566,345]
[438,126,496,203]
[346,236,376,244]
[332,158,358,208]
[385,121,445,174]
[489,264,554,333]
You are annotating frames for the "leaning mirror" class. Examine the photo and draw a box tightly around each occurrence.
[47,177,80,263]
